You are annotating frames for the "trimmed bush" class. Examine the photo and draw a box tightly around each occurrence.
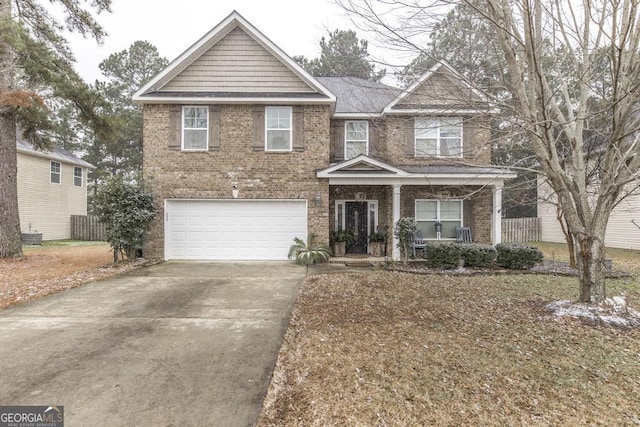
[425,242,463,269]
[496,243,543,270]
[461,243,497,268]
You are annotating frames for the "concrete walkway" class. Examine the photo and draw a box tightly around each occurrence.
[0,262,306,427]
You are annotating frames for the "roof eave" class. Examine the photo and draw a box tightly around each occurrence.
[17,147,95,169]
[382,107,499,115]
[133,95,335,105]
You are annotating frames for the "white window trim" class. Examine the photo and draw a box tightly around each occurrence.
[50,161,61,185]
[415,199,463,241]
[344,120,369,159]
[182,106,209,151]
[414,117,463,158]
[73,166,83,187]
[265,106,292,152]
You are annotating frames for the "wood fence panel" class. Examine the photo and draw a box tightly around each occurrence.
[502,217,541,243]
[71,215,106,241]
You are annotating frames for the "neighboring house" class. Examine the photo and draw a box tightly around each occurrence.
[133,11,515,261]
[16,134,94,241]
[538,179,640,250]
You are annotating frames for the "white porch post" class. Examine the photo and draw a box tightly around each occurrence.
[492,184,503,245]
[392,184,401,260]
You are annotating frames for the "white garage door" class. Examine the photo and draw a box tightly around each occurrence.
[165,199,307,260]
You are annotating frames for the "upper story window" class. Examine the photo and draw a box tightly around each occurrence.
[182,106,208,150]
[50,161,61,184]
[265,106,292,151]
[415,117,462,157]
[345,120,368,159]
[73,167,83,187]
[415,199,463,240]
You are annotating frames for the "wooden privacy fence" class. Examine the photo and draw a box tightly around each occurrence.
[502,217,541,243]
[71,215,106,241]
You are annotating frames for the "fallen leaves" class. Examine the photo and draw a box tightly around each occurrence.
[258,271,640,426]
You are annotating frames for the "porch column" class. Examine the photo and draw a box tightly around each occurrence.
[492,184,503,245]
[392,184,401,260]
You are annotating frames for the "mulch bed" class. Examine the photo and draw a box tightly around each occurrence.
[389,259,632,278]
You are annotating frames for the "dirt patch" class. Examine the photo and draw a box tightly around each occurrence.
[0,242,156,309]
[258,272,640,426]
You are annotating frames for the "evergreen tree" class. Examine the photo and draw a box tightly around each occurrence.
[295,29,385,81]
[0,0,111,258]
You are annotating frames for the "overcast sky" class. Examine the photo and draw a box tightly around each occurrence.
[66,0,366,83]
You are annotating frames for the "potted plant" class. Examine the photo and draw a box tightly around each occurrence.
[331,228,354,256]
[368,227,387,257]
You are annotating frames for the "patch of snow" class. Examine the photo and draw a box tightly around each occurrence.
[546,298,640,328]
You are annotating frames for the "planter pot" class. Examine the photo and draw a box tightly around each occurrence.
[22,232,43,245]
[370,242,383,257]
[334,241,346,257]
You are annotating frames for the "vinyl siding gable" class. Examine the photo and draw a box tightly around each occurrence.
[394,68,485,110]
[160,27,315,93]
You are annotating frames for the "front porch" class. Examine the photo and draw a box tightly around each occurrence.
[318,155,516,261]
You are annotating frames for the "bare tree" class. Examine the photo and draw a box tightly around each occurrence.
[337,0,640,303]
[477,0,640,303]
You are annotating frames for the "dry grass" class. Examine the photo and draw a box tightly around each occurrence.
[534,241,640,275]
[259,268,640,425]
[0,241,149,309]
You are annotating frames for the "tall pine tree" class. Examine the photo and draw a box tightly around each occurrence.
[0,0,111,258]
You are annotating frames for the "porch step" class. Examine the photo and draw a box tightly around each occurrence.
[329,256,386,265]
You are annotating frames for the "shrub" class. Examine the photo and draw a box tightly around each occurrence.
[496,243,544,270]
[461,244,497,268]
[94,173,156,262]
[288,234,331,265]
[394,217,418,266]
[425,242,463,269]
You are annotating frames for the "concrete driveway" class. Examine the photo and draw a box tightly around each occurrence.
[0,262,306,426]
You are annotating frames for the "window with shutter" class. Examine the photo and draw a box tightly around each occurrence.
[265,106,292,151]
[182,106,209,150]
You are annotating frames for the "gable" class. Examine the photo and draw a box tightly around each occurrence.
[160,27,315,94]
[395,65,485,109]
[133,11,335,104]
[384,61,492,113]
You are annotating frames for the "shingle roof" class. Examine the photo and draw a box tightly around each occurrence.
[400,164,512,176]
[16,133,94,169]
[315,77,401,114]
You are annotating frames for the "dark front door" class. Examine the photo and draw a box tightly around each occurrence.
[345,202,368,254]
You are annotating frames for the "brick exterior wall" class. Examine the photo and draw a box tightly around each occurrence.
[142,103,330,258]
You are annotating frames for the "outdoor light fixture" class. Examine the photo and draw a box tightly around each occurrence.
[315,193,322,206]
[232,183,239,199]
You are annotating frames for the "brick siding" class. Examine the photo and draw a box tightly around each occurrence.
[142,104,330,258]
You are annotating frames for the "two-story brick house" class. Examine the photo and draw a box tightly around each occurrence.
[134,11,514,261]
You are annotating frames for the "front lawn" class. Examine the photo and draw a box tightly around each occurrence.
[258,270,640,425]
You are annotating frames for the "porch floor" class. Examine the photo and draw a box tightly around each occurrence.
[328,256,427,265]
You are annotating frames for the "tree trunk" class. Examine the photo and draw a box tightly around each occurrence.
[556,206,576,268]
[574,232,606,303]
[0,0,23,259]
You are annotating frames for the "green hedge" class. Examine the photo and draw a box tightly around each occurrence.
[425,242,463,269]
[461,243,497,268]
[496,243,543,270]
